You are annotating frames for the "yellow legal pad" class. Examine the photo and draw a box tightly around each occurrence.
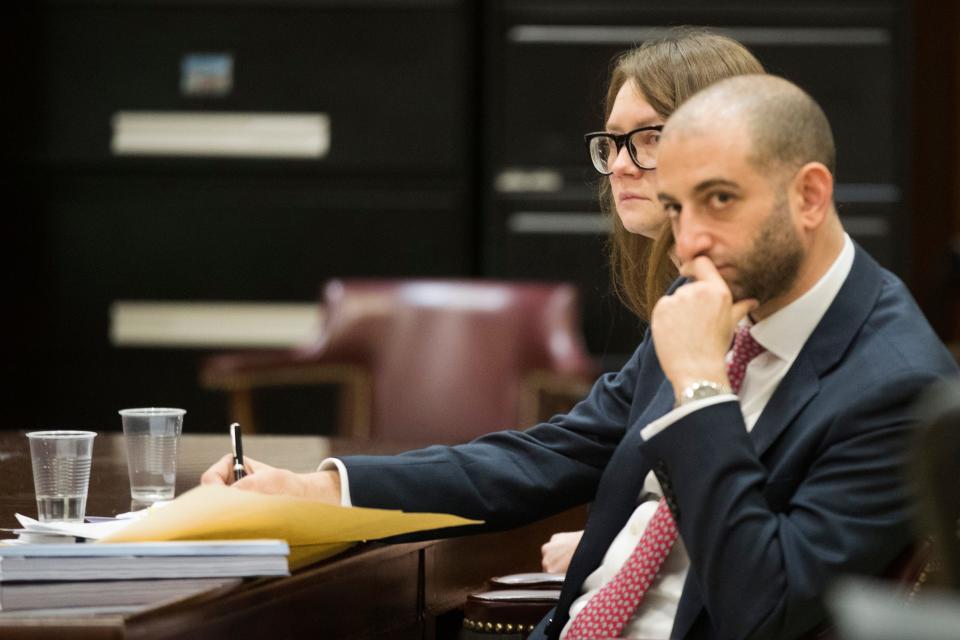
[101,485,482,568]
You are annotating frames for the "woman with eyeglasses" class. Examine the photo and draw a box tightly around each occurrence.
[540,27,765,575]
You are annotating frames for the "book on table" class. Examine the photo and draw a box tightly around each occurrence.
[0,539,290,581]
[0,539,289,613]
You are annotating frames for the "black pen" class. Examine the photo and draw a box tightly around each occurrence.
[230,422,246,482]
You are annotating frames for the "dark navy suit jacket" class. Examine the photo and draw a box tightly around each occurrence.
[343,245,958,639]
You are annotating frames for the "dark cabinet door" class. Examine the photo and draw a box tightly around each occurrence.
[11,0,476,429]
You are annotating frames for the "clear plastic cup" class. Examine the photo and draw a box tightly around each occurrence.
[26,430,97,522]
[118,408,185,503]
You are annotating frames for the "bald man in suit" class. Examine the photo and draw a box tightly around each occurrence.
[203,75,958,639]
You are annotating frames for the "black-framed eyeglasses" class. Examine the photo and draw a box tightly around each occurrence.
[583,125,663,175]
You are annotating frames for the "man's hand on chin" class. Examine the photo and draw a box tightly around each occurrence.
[651,256,757,397]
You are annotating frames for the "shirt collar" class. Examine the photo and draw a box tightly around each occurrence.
[748,234,855,362]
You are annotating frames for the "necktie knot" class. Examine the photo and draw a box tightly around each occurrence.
[727,326,766,394]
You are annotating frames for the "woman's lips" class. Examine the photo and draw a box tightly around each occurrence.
[619,193,650,202]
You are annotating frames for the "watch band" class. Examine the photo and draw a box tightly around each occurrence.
[676,380,733,407]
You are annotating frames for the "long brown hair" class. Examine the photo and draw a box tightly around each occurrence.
[603,28,765,320]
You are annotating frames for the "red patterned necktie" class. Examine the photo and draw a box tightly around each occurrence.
[564,325,765,640]
[726,325,766,394]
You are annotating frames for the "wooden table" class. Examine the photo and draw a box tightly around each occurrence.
[0,432,584,639]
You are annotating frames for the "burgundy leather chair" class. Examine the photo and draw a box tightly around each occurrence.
[201,279,599,441]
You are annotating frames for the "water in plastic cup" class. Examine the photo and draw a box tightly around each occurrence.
[118,408,185,503]
[26,430,97,522]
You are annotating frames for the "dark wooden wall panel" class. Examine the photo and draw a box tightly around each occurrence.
[6,0,959,431]
[910,0,960,341]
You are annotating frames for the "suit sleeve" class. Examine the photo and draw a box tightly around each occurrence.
[340,337,655,532]
[641,370,939,640]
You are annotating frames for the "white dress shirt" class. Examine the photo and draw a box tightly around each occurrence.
[561,234,854,639]
[324,235,855,640]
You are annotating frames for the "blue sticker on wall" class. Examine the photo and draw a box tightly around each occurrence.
[181,53,234,97]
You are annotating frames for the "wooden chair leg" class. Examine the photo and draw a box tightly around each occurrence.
[229,388,256,434]
[336,371,372,439]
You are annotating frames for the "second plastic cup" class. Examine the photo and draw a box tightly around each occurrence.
[26,430,97,522]
[118,408,185,502]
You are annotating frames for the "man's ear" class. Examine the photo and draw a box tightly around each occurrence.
[791,162,833,230]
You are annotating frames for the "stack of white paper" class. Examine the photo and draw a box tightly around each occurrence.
[8,514,133,543]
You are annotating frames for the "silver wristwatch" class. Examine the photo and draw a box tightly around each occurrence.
[676,380,732,407]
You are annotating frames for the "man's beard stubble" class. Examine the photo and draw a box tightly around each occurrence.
[726,194,804,305]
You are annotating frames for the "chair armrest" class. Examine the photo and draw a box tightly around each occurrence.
[463,589,560,636]
[489,572,565,590]
[200,361,372,438]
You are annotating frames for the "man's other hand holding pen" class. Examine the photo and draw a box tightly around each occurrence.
[200,451,341,504]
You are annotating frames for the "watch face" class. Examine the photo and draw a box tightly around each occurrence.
[679,380,730,406]
[690,385,717,400]
[691,386,721,399]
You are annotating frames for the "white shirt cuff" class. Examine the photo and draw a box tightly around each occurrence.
[640,395,738,440]
[318,458,353,507]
